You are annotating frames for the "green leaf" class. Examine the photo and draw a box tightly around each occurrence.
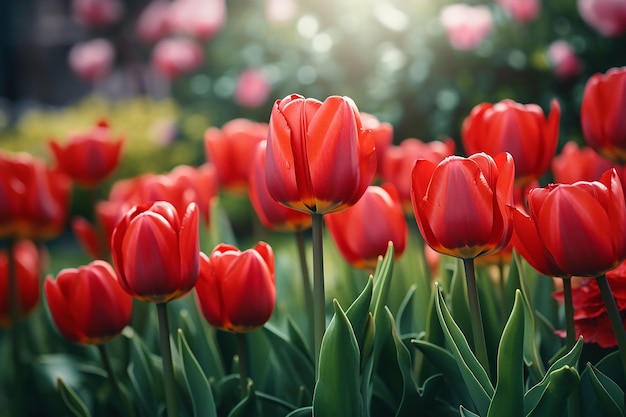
[524,337,583,416]
[396,284,417,337]
[460,405,481,417]
[435,284,494,416]
[345,275,374,356]
[57,378,91,417]
[227,382,258,417]
[126,329,164,416]
[586,364,625,417]
[178,329,218,417]
[286,317,313,362]
[450,258,473,343]
[178,307,226,380]
[313,299,363,417]
[285,406,313,417]
[487,290,525,417]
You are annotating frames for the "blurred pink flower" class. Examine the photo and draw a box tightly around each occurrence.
[167,0,226,41]
[266,0,297,24]
[135,0,171,44]
[439,4,493,51]
[72,0,123,28]
[578,0,626,37]
[234,69,272,108]
[68,38,115,82]
[546,40,583,80]
[151,37,204,80]
[497,0,540,23]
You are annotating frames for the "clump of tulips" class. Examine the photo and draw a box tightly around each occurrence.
[3,67,626,417]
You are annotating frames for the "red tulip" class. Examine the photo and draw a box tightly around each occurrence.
[72,199,131,259]
[325,184,407,270]
[136,0,171,44]
[462,99,560,187]
[151,37,204,80]
[68,38,115,82]
[578,0,626,38]
[72,0,123,28]
[380,137,455,212]
[45,260,132,344]
[552,141,619,184]
[411,152,515,259]
[204,118,268,192]
[195,242,275,333]
[0,240,42,327]
[248,142,312,232]
[0,152,71,240]
[49,120,124,188]
[234,69,272,109]
[111,201,200,303]
[511,169,626,277]
[553,261,626,348]
[265,94,376,215]
[581,67,626,163]
[497,0,540,23]
[439,4,493,51]
[167,0,226,41]
[546,40,583,80]
[360,112,393,177]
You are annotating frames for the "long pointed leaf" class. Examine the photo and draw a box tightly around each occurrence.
[57,378,91,417]
[178,329,218,417]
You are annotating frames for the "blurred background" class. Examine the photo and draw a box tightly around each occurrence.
[0,0,623,175]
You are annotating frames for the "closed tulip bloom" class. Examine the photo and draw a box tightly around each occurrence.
[552,141,619,184]
[72,199,131,259]
[325,184,407,270]
[0,240,42,327]
[380,137,455,211]
[462,99,560,187]
[195,242,275,333]
[111,201,200,303]
[360,112,393,177]
[204,118,268,192]
[0,153,71,240]
[411,152,515,259]
[49,120,124,188]
[45,260,132,344]
[265,94,377,215]
[248,142,312,232]
[581,67,626,163]
[512,169,626,277]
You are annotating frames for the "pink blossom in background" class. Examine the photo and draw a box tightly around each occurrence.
[167,0,226,41]
[68,38,115,82]
[497,0,541,23]
[547,40,583,80]
[266,0,298,24]
[234,69,272,108]
[135,0,171,44]
[578,0,626,37]
[151,37,204,80]
[439,4,493,51]
[72,0,123,28]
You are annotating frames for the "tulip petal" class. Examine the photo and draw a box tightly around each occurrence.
[45,276,86,342]
[177,202,200,292]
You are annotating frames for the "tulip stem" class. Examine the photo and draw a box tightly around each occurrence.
[561,277,576,350]
[311,213,326,376]
[7,238,23,417]
[97,344,126,411]
[596,274,626,381]
[463,257,490,378]
[295,230,314,347]
[237,332,249,399]
[156,302,178,417]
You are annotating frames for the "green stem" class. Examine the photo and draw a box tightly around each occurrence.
[7,238,23,417]
[237,332,249,399]
[596,274,626,380]
[97,344,126,410]
[561,277,576,350]
[463,257,490,378]
[498,260,506,324]
[295,230,314,347]
[312,213,326,376]
[156,302,178,417]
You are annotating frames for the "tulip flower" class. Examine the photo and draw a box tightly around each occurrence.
[167,0,226,41]
[205,118,268,192]
[325,184,407,270]
[135,0,171,44]
[439,4,493,51]
[412,152,515,374]
[580,67,626,163]
[546,40,583,80]
[45,260,132,344]
[360,112,393,178]
[462,99,560,187]
[72,199,131,259]
[195,242,275,333]
[0,152,71,241]
[234,69,272,109]
[49,120,124,188]
[411,152,515,260]
[0,240,42,327]
[265,93,376,215]
[380,137,455,212]
[497,0,540,23]
[511,168,626,278]
[552,141,618,185]
[248,142,312,232]
[578,0,626,37]
[151,37,204,80]
[72,0,123,28]
[111,200,200,303]
[68,38,115,82]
